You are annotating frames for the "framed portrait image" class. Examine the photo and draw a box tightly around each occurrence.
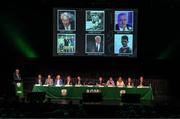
[57,10,76,31]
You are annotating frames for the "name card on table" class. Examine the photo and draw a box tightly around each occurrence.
[107,85,115,87]
[43,85,48,87]
[75,85,82,87]
[64,85,72,87]
[55,85,63,87]
[137,86,150,88]
[127,86,133,88]
[117,86,125,88]
[142,86,150,88]
[86,85,93,87]
[35,84,41,86]
[97,85,104,87]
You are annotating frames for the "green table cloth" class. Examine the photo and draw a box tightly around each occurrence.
[32,85,153,101]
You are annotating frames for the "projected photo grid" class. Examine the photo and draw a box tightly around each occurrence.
[54,8,137,57]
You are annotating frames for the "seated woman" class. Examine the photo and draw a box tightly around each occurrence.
[55,74,63,86]
[116,76,125,87]
[36,74,43,85]
[126,77,133,87]
[106,77,115,86]
[45,74,54,86]
[96,76,105,86]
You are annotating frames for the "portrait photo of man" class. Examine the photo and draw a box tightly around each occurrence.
[57,34,76,53]
[85,34,104,53]
[57,10,76,31]
[115,11,133,32]
[86,10,104,31]
[114,34,133,54]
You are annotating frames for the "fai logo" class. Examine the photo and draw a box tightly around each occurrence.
[61,89,67,96]
[120,90,126,96]
[17,83,21,87]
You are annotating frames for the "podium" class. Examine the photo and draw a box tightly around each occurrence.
[15,82,24,97]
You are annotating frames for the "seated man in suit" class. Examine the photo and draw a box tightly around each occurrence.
[75,76,83,85]
[96,76,105,86]
[65,75,73,85]
[55,74,63,86]
[45,74,54,86]
[116,13,132,31]
[138,76,144,87]
[36,74,43,85]
[59,12,75,31]
[119,35,132,54]
[126,77,134,87]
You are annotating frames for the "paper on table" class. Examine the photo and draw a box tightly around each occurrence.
[43,85,48,87]
[35,84,41,86]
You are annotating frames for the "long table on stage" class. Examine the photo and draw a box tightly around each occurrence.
[32,85,154,101]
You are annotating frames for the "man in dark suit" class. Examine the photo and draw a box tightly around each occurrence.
[96,76,105,86]
[59,12,75,31]
[137,76,149,87]
[13,69,23,97]
[87,35,104,53]
[64,38,69,46]
[94,35,103,52]
[74,76,83,85]
[13,69,22,83]
[36,74,43,85]
[64,75,73,85]
[115,13,132,31]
